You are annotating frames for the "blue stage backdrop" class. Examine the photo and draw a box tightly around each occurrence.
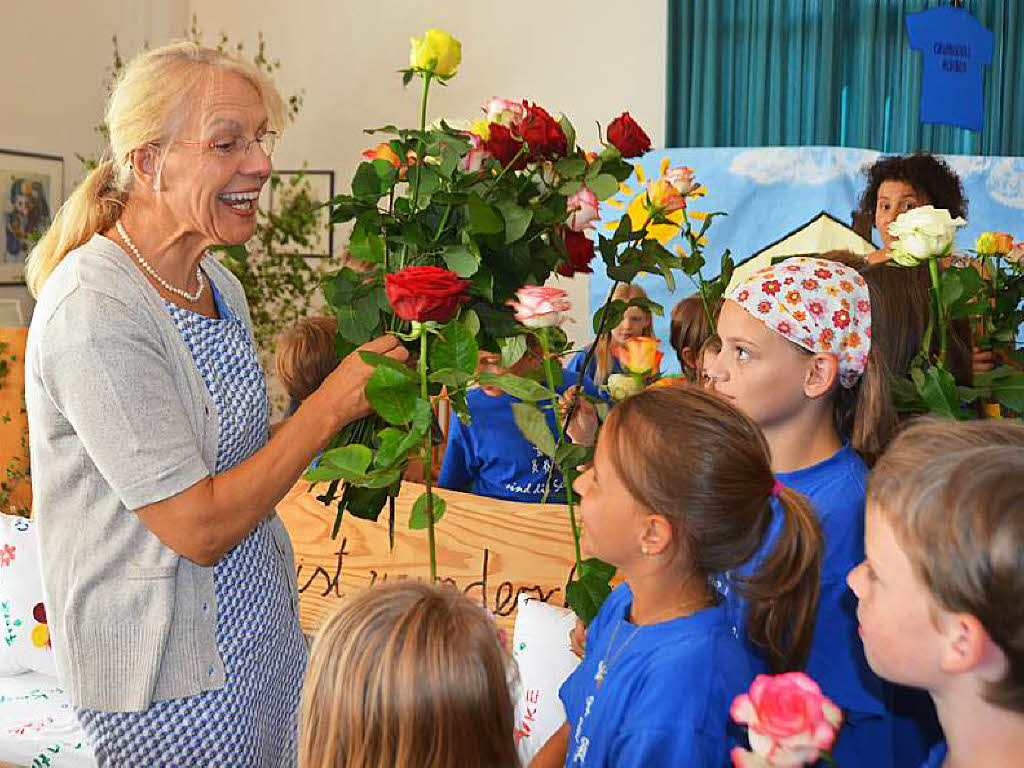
[588,147,1024,374]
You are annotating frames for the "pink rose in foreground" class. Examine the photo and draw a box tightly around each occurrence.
[508,286,571,328]
[730,673,842,767]
[483,97,526,128]
[461,132,489,173]
[566,186,600,232]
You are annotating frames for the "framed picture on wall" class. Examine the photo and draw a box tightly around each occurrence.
[267,169,335,258]
[1,149,64,284]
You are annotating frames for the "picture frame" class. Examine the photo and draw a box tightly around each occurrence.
[1,149,64,284]
[267,169,335,258]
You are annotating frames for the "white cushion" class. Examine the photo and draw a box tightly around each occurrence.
[511,594,581,765]
[0,515,57,677]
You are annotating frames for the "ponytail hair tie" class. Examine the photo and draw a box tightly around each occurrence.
[771,479,785,499]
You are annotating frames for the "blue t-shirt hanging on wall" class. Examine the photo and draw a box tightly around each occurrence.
[905,7,993,131]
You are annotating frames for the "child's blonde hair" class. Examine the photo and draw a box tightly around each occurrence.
[26,40,285,296]
[300,582,519,768]
[276,315,339,404]
[869,418,1024,712]
[594,283,654,384]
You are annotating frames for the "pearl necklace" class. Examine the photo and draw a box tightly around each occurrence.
[116,220,205,303]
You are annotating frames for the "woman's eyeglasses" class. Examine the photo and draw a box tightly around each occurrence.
[173,131,278,158]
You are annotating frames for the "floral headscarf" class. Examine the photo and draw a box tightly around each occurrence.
[724,257,871,388]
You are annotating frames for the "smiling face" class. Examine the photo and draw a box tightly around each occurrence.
[154,71,272,247]
[847,505,946,688]
[706,300,813,430]
[875,180,929,250]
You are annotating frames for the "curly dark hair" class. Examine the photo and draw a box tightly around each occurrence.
[857,153,968,228]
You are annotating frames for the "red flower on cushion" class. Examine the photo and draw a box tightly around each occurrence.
[814,268,833,280]
[785,290,801,305]
[518,102,567,159]
[483,123,527,169]
[385,266,470,323]
[757,301,772,314]
[832,309,851,329]
[762,280,781,296]
[557,229,596,276]
[801,279,819,290]
[736,289,750,303]
[605,112,651,158]
[808,301,825,317]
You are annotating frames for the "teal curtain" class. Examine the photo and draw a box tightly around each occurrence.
[667,0,1023,155]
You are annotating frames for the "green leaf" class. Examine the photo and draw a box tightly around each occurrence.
[499,334,528,368]
[588,173,620,200]
[320,444,373,477]
[359,351,416,379]
[567,572,613,624]
[915,366,964,420]
[558,117,577,155]
[442,245,481,277]
[593,300,628,335]
[985,368,1024,412]
[555,443,594,472]
[348,224,385,263]
[429,368,474,388]
[511,402,557,458]
[554,156,586,178]
[496,200,533,244]
[430,319,479,374]
[461,308,480,337]
[467,193,504,235]
[360,468,404,489]
[478,372,551,402]
[579,557,615,583]
[303,466,342,483]
[409,492,447,530]
[558,180,582,196]
[352,162,385,200]
[366,364,419,424]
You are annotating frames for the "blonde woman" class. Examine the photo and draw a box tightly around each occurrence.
[24,42,405,765]
[300,582,519,768]
[565,283,654,386]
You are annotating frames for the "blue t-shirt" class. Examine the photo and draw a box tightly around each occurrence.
[566,347,623,385]
[906,7,993,131]
[920,740,946,768]
[718,445,898,767]
[558,584,752,767]
[438,369,599,504]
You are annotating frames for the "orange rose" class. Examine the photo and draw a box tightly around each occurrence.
[617,336,663,375]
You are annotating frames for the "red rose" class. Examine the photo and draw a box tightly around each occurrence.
[483,123,527,169]
[558,229,596,276]
[606,112,651,158]
[384,266,470,323]
[518,102,567,159]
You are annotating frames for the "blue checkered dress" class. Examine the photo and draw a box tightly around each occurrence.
[76,279,308,767]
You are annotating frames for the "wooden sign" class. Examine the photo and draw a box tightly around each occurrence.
[276,481,580,643]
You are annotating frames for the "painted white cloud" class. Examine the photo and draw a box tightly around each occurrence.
[941,155,992,179]
[730,147,879,186]
[986,158,1024,209]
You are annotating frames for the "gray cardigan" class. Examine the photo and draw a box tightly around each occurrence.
[24,234,299,712]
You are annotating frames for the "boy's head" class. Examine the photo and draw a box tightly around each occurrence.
[275,315,339,404]
[849,419,1024,711]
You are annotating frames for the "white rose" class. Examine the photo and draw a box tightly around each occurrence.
[606,373,644,401]
[887,205,966,266]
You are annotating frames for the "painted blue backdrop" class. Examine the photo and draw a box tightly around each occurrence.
[588,147,1024,374]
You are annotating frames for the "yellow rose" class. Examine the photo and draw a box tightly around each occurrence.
[409,29,462,76]
[617,336,663,375]
[976,232,999,255]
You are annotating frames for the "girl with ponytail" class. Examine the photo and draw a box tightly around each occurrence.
[707,256,903,767]
[529,386,822,768]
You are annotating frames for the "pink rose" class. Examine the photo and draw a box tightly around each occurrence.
[508,286,572,328]
[461,132,489,173]
[665,166,698,197]
[646,179,686,214]
[566,186,600,232]
[730,673,842,767]
[483,97,526,128]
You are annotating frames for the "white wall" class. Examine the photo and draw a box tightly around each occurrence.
[1,0,667,341]
[185,0,668,341]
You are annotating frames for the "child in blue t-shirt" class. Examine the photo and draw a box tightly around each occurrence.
[566,283,652,386]
[847,419,1024,768]
[529,385,824,768]
[708,257,912,767]
[438,349,599,504]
